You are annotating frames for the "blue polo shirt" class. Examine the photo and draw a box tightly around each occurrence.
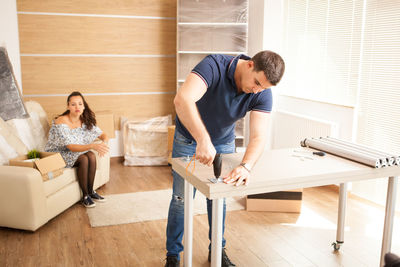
[175,54,273,145]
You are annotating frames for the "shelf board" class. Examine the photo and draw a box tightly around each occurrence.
[178,22,247,26]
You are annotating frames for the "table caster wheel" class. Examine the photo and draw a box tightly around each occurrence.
[332,242,341,251]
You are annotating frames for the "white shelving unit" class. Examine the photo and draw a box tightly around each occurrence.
[177,0,249,150]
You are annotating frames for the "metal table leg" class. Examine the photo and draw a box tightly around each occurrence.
[333,182,348,251]
[184,180,194,267]
[380,176,398,267]
[211,198,223,267]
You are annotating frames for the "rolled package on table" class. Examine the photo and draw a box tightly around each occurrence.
[301,137,381,168]
[318,137,392,167]
[321,137,399,166]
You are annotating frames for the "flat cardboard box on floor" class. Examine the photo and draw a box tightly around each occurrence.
[246,189,303,213]
[96,111,115,139]
[9,152,66,181]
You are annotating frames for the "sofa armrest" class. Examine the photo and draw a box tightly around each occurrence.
[0,166,48,231]
[97,152,110,187]
[90,145,110,188]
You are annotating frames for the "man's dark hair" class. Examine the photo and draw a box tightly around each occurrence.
[251,50,285,86]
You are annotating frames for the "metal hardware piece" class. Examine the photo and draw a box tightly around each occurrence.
[209,177,223,184]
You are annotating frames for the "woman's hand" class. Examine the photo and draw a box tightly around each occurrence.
[91,142,109,157]
[223,165,251,186]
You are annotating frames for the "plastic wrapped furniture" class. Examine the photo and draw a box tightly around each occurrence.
[123,115,171,166]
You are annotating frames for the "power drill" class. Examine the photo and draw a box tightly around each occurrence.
[212,153,222,183]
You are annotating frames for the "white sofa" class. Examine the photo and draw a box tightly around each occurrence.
[0,101,110,231]
[0,147,110,231]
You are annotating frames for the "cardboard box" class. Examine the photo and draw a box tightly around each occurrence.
[168,125,175,164]
[246,189,303,213]
[9,152,66,181]
[168,125,175,151]
[96,111,115,139]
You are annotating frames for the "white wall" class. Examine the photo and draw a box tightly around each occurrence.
[109,131,123,157]
[0,0,22,89]
[248,0,265,57]
[262,0,284,55]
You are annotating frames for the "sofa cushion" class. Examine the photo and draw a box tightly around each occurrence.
[43,168,76,197]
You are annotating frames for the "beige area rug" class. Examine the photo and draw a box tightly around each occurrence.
[86,189,245,227]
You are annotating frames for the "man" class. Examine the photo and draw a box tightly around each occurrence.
[165,51,285,267]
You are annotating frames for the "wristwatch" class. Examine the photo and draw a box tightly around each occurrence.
[239,162,251,173]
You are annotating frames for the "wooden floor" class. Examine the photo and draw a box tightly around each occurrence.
[1,157,400,267]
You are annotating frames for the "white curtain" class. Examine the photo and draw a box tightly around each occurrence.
[280,0,364,106]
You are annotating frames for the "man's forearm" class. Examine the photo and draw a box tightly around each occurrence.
[241,111,271,169]
[241,136,267,168]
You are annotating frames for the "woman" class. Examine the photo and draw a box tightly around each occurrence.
[45,91,109,208]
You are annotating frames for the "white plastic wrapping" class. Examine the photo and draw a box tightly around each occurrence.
[178,0,248,23]
[6,115,47,151]
[178,54,207,81]
[5,100,49,151]
[177,0,249,81]
[122,115,172,166]
[0,117,28,165]
[0,133,19,165]
[178,25,247,52]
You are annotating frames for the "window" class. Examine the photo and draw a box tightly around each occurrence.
[280,0,364,107]
[281,0,400,152]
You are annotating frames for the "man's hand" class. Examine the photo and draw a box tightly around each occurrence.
[195,139,216,166]
[223,165,250,186]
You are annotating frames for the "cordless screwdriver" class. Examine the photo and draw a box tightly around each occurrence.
[213,153,222,179]
[209,153,222,183]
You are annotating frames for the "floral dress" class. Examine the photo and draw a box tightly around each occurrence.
[45,121,102,168]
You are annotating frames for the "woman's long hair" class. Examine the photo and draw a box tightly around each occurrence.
[59,91,96,130]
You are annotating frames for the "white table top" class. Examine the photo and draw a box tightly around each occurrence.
[172,148,400,199]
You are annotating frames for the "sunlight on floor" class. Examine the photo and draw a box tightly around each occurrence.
[280,206,349,231]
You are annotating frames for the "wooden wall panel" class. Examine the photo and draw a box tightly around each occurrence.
[18,14,176,54]
[18,0,177,131]
[21,57,176,94]
[24,94,176,130]
[17,0,176,17]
